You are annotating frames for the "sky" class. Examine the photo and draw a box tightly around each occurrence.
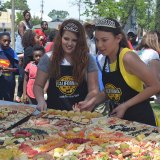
[27,0,86,20]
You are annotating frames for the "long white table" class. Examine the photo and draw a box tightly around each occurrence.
[0,100,40,115]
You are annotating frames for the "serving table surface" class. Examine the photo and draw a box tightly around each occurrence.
[0,100,40,115]
[0,100,160,160]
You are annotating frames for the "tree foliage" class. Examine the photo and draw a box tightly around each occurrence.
[0,0,29,10]
[15,12,41,25]
[48,9,69,20]
[136,0,155,30]
[155,0,160,30]
[15,13,41,30]
[31,16,41,26]
[81,0,156,31]
[15,12,24,26]
[1,0,41,29]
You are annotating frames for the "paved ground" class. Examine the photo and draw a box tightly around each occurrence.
[14,76,19,101]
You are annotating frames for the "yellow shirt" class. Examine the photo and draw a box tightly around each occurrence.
[110,48,143,93]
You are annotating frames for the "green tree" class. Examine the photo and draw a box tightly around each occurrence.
[15,12,41,30]
[31,16,41,26]
[81,0,156,31]
[81,0,136,25]
[136,0,155,31]
[48,9,69,20]
[15,12,23,27]
[0,0,29,10]
[155,0,160,30]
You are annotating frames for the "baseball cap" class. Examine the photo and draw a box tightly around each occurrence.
[83,20,95,27]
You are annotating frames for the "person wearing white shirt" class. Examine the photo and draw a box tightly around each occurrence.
[136,31,160,104]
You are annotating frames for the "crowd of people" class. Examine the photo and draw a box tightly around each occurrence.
[0,10,160,127]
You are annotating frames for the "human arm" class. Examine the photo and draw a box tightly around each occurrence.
[33,69,49,111]
[76,71,99,111]
[2,67,18,73]
[148,59,160,81]
[75,88,106,112]
[74,54,106,111]
[44,80,49,94]
[111,52,160,118]
[0,59,19,74]
[33,53,51,111]
[18,53,24,59]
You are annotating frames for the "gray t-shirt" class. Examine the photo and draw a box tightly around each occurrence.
[38,52,98,73]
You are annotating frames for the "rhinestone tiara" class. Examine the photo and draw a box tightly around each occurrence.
[63,23,79,32]
[95,19,116,28]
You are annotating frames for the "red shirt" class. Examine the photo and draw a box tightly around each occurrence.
[128,40,134,50]
[45,42,54,52]
[34,29,47,46]
[25,61,37,98]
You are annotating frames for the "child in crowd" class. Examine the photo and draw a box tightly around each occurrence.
[0,32,19,101]
[23,45,45,104]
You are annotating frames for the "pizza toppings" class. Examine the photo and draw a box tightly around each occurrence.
[33,152,54,160]
[0,105,35,132]
[14,130,32,138]
[1,107,160,159]
[19,143,39,158]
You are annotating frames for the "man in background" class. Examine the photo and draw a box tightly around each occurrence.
[127,29,138,49]
[34,21,48,47]
[15,10,32,103]
[84,22,96,55]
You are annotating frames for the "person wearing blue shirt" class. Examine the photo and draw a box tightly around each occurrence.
[0,32,19,101]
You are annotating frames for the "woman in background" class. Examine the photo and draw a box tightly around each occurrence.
[22,30,40,68]
[15,10,32,103]
[136,31,160,104]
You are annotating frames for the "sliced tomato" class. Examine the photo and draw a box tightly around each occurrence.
[114,132,124,137]
[15,130,32,138]
[84,148,93,155]
[19,143,38,158]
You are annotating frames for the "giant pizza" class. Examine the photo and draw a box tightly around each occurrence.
[0,105,35,132]
[1,109,160,159]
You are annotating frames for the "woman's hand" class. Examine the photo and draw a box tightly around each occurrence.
[33,69,49,112]
[36,99,47,111]
[73,98,96,112]
[73,91,106,112]
[110,103,128,118]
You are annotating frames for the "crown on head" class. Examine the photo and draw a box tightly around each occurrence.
[95,19,116,28]
[63,23,79,32]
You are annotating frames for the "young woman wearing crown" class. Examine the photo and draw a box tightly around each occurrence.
[77,18,160,126]
[33,19,99,111]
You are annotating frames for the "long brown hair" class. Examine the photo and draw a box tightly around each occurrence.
[50,19,89,83]
[136,31,160,53]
